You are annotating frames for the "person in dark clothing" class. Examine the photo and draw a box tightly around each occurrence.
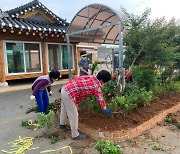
[30,70,60,113]
[78,50,90,76]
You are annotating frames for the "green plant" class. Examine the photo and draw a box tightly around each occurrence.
[164,116,174,123]
[132,66,159,91]
[90,60,100,75]
[37,110,55,134]
[138,88,153,106]
[21,120,30,126]
[125,92,138,106]
[124,83,140,95]
[46,103,55,114]
[165,81,180,93]
[109,96,125,112]
[94,140,123,154]
[151,85,164,96]
[102,80,117,99]
[50,135,59,144]
[79,96,102,114]
[152,143,164,151]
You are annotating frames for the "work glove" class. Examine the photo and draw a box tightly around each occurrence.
[30,95,35,101]
[49,91,53,96]
[104,108,111,115]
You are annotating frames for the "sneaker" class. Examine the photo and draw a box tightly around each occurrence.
[72,133,86,140]
[60,125,70,132]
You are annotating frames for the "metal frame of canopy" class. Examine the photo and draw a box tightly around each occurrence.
[65,3,124,80]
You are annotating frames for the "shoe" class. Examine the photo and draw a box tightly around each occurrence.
[72,133,86,140]
[60,125,70,132]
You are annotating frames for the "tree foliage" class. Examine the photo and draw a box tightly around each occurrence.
[121,7,180,81]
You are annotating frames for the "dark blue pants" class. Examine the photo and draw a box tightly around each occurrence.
[35,89,49,113]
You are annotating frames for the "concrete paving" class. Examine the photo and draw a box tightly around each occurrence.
[0,80,76,154]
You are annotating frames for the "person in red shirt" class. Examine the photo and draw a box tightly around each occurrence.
[59,70,112,140]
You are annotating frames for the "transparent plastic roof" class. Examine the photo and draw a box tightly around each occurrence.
[66,4,123,45]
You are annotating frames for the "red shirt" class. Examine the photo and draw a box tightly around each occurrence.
[63,75,106,108]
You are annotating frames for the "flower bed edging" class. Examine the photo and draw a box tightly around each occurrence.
[78,102,180,142]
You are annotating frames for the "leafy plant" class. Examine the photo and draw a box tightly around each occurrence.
[46,103,55,114]
[132,66,159,91]
[164,116,174,123]
[94,140,123,154]
[124,83,140,95]
[50,135,59,144]
[152,143,164,151]
[21,120,30,126]
[138,88,153,106]
[102,80,117,99]
[90,60,100,75]
[37,110,55,134]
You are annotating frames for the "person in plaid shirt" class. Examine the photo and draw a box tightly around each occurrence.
[59,70,112,140]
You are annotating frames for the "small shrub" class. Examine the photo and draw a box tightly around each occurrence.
[21,120,29,127]
[109,96,125,112]
[138,88,153,106]
[94,140,123,154]
[132,66,159,91]
[152,143,164,151]
[124,93,138,113]
[165,81,180,93]
[124,83,140,95]
[46,103,55,114]
[151,85,165,96]
[80,96,102,114]
[164,116,174,123]
[50,135,59,144]
[37,110,55,134]
[102,80,117,99]
[90,60,100,75]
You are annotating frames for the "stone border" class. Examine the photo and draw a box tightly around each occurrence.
[78,102,180,142]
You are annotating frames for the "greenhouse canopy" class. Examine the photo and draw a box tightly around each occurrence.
[66,3,123,78]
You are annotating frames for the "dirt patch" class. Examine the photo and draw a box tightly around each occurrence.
[79,93,180,131]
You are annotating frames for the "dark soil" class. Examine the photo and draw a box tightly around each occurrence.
[79,93,180,131]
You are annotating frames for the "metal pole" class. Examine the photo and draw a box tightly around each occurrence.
[117,22,124,95]
[66,34,72,80]
[118,23,123,69]
[112,49,115,72]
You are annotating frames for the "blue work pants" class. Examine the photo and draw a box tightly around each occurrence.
[35,89,49,113]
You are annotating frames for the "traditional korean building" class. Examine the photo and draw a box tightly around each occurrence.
[0,0,78,86]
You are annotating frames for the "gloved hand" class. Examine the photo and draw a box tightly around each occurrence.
[30,95,35,101]
[49,91,53,96]
[104,108,111,115]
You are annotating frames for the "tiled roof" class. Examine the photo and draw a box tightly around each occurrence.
[0,0,68,33]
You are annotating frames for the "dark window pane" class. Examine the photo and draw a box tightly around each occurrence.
[62,45,74,69]
[6,43,24,73]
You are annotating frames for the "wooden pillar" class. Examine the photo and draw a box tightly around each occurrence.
[41,41,48,75]
[0,39,6,83]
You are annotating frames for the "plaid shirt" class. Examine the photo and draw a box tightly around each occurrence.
[63,75,106,108]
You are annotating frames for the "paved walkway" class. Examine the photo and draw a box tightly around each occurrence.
[0,79,69,93]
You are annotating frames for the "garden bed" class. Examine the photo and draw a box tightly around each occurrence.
[76,93,180,142]
[79,93,180,131]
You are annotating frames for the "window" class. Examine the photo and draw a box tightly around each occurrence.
[62,45,74,69]
[47,44,74,71]
[5,42,41,74]
[25,43,41,72]
[6,43,24,73]
[48,44,61,70]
